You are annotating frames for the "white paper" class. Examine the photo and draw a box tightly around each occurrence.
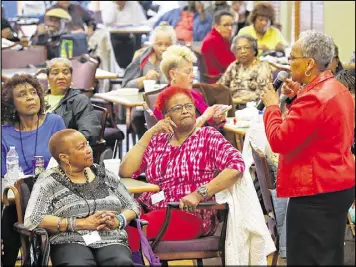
[151,190,165,205]
[82,231,101,245]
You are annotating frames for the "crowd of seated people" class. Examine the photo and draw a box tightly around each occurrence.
[2,1,355,266]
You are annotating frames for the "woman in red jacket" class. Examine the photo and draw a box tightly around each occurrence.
[260,30,355,265]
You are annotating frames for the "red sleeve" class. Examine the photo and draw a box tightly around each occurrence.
[263,94,322,154]
[201,39,236,72]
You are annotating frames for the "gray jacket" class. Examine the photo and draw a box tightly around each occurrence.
[121,46,154,88]
[53,88,101,144]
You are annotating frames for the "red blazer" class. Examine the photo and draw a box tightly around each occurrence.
[201,28,235,83]
[264,71,355,198]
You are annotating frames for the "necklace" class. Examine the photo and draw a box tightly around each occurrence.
[58,167,97,216]
[19,116,40,170]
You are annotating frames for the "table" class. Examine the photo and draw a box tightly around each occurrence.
[94,90,145,151]
[109,25,153,34]
[2,68,119,81]
[2,178,159,205]
[223,122,248,152]
[121,178,160,194]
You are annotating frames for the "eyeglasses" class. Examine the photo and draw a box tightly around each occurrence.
[236,46,252,52]
[288,55,310,62]
[167,103,195,114]
[221,24,233,28]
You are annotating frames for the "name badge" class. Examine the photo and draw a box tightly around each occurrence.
[82,231,101,245]
[151,190,165,205]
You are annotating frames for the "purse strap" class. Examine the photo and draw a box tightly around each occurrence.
[135,219,161,267]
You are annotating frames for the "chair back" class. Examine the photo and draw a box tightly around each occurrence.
[250,142,279,266]
[250,142,274,214]
[2,46,47,69]
[69,54,98,91]
[193,51,221,83]
[92,104,108,143]
[143,88,164,129]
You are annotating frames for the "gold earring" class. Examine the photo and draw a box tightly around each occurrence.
[305,70,311,77]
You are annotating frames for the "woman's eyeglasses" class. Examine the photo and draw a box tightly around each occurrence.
[236,46,252,52]
[288,55,310,62]
[168,103,195,114]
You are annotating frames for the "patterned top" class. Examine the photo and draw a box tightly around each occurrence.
[218,59,272,101]
[24,164,141,249]
[133,127,245,236]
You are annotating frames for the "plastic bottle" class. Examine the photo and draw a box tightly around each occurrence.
[5,146,22,184]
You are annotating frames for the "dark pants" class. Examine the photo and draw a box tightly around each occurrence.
[50,243,133,266]
[110,33,137,69]
[131,109,147,139]
[1,204,21,267]
[286,186,355,265]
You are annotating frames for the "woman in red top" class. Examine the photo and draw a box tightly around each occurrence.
[261,30,355,265]
[120,86,244,242]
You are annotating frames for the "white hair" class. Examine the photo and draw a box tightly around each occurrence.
[160,45,197,81]
[47,57,72,69]
[299,30,335,71]
[149,21,177,44]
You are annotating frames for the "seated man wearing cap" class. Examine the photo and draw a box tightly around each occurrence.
[31,8,72,60]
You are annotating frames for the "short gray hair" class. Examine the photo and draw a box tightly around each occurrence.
[149,21,177,44]
[46,57,72,75]
[299,30,335,71]
[231,34,258,56]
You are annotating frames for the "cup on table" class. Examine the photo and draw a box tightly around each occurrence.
[143,80,157,92]
[103,159,121,178]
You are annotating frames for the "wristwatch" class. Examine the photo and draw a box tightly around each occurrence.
[196,186,209,199]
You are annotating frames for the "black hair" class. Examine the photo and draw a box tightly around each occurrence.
[213,10,234,25]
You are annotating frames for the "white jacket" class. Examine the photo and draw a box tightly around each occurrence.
[216,123,276,265]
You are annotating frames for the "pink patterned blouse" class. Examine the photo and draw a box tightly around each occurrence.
[134,127,245,236]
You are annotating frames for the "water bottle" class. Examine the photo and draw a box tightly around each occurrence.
[4,146,22,185]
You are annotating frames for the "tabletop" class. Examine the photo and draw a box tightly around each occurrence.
[121,178,160,194]
[2,68,119,80]
[109,24,152,34]
[94,90,145,107]
[3,178,160,204]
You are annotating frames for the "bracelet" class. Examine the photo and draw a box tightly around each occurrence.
[57,218,62,233]
[136,142,147,150]
[72,218,77,232]
[66,217,71,232]
[116,214,126,230]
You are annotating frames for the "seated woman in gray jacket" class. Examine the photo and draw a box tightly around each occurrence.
[45,57,101,145]
[122,21,176,138]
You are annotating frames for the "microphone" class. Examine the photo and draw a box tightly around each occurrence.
[256,71,289,111]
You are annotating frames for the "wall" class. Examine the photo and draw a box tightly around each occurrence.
[324,1,355,63]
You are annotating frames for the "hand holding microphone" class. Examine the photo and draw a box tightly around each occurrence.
[257,71,289,111]
[281,79,301,98]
